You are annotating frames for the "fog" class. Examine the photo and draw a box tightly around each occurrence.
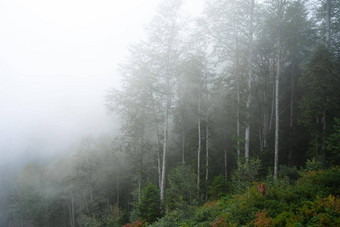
[0,0,152,164]
[0,0,203,165]
[0,1,204,223]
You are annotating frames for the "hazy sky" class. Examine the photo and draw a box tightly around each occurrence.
[0,0,204,164]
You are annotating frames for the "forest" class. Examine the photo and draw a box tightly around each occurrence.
[2,0,340,226]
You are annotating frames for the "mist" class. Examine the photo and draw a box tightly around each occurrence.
[0,0,159,164]
[0,0,204,225]
[1,0,339,226]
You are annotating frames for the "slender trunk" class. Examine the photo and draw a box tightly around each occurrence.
[236,80,241,165]
[160,77,169,202]
[84,194,90,215]
[233,0,241,167]
[274,48,280,180]
[89,185,93,202]
[158,151,162,190]
[322,0,331,153]
[269,84,275,132]
[224,145,228,180]
[182,132,185,164]
[264,68,268,150]
[139,136,143,202]
[117,164,120,208]
[288,67,295,166]
[274,1,282,181]
[197,84,201,191]
[315,117,319,153]
[321,109,326,152]
[245,0,255,163]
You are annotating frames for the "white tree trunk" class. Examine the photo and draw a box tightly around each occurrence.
[197,85,201,191]
[274,45,280,181]
[160,76,169,202]
[274,0,283,181]
[245,0,255,163]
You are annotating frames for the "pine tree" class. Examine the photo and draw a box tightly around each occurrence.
[136,183,161,223]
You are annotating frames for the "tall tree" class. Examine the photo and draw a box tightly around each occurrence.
[245,0,255,163]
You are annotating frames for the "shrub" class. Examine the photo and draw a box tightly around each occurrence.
[136,183,161,223]
[166,164,199,210]
[208,175,228,200]
[253,211,272,227]
[231,158,261,192]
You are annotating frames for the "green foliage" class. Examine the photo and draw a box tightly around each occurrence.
[136,183,161,223]
[326,118,340,165]
[77,215,101,227]
[298,46,339,158]
[208,175,228,200]
[193,201,222,225]
[154,167,340,226]
[231,158,261,192]
[105,207,129,227]
[149,208,195,227]
[166,164,200,210]
[304,158,324,171]
[297,195,340,226]
[278,165,300,183]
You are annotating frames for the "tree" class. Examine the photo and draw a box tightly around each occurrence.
[299,46,339,160]
[166,164,199,210]
[273,0,286,180]
[136,183,161,223]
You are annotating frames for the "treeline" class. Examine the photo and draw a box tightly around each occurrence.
[5,0,340,226]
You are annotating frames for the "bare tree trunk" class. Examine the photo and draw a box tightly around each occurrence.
[160,76,169,202]
[158,150,162,190]
[288,66,295,166]
[274,47,280,181]
[236,80,241,165]
[197,84,201,191]
[288,76,294,165]
[322,0,331,153]
[269,84,275,133]
[224,145,228,180]
[89,185,93,202]
[274,0,283,181]
[182,132,185,164]
[138,134,144,202]
[117,164,120,208]
[245,0,255,163]
[263,69,268,150]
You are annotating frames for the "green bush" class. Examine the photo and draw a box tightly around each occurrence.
[208,175,228,200]
[231,158,261,192]
[152,167,340,226]
[136,183,161,223]
[166,164,200,210]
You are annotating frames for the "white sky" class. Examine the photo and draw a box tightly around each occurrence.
[0,0,204,164]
